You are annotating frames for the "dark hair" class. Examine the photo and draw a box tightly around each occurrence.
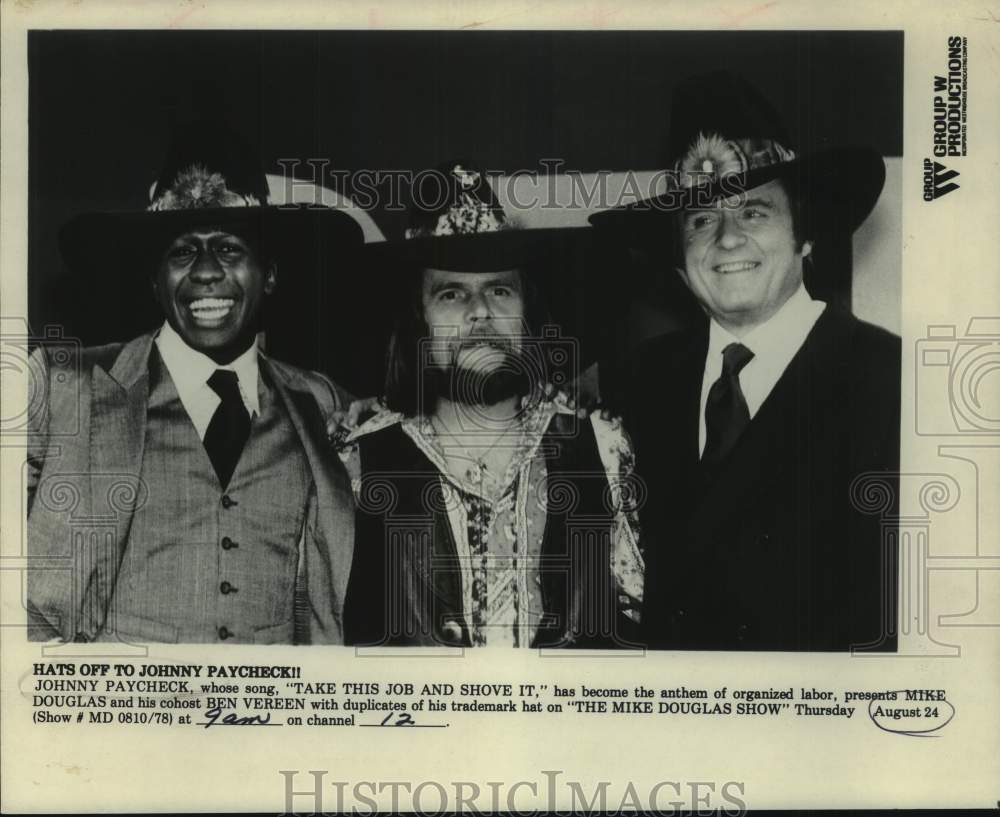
[777,175,808,250]
[383,264,551,416]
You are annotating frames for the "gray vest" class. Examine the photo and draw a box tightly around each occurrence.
[98,357,312,644]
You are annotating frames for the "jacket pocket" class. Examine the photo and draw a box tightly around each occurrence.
[95,611,180,644]
[253,619,294,645]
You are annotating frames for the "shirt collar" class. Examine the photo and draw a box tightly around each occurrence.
[154,321,261,416]
[400,397,558,501]
[707,284,823,361]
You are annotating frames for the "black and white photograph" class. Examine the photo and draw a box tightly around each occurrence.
[24,28,902,651]
[2,2,998,813]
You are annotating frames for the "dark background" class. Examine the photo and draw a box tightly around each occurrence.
[28,30,903,393]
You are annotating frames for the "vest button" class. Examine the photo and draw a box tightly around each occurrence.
[221,494,237,509]
[220,581,238,595]
[218,626,233,640]
[221,537,238,550]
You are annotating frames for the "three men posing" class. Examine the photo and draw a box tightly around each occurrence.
[27,72,899,650]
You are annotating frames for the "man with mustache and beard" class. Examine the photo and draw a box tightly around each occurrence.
[26,127,362,645]
[340,162,643,648]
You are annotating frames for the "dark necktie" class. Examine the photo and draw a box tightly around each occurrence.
[702,342,755,469]
[203,369,252,488]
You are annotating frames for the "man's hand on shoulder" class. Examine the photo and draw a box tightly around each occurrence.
[535,381,623,425]
[536,381,618,420]
[325,395,384,447]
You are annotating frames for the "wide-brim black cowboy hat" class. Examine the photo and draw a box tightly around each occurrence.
[589,146,885,242]
[380,225,555,273]
[376,159,593,273]
[60,204,363,275]
[589,71,886,242]
[362,222,612,390]
[54,125,365,359]
[336,160,612,396]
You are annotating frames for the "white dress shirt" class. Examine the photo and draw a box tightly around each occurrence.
[154,322,261,441]
[698,284,826,456]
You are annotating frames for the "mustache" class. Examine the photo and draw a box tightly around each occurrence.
[455,335,517,353]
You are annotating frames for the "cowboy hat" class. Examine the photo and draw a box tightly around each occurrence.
[588,71,885,240]
[359,160,610,395]
[380,159,586,271]
[56,123,364,346]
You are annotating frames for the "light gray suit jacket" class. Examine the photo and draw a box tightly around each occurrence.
[25,332,355,644]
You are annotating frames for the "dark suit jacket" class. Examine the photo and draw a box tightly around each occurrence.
[625,307,900,651]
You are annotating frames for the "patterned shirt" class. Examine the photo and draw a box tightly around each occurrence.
[338,399,643,647]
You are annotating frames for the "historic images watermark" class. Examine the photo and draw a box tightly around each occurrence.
[275,158,766,214]
[278,768,748,815]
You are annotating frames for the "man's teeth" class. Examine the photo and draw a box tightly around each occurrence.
[714,261,759,273]
[189,298,235,318]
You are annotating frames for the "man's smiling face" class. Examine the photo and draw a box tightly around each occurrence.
[153,227,275,363]
[679,179,810,334]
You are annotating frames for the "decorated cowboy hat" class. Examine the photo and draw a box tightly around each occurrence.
[56,123,364,346]
[588,70,885,239]
[379,159,589,271]
[358,160,612,395]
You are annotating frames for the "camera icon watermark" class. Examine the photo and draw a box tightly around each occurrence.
[25,470,150,655]
[915,318,1000,435]
[0,318,82,441]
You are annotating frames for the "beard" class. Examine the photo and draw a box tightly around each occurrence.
[424,338,532,408]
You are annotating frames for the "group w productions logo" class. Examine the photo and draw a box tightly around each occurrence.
[922,158,959,201]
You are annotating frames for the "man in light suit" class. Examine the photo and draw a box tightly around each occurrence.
[591,72,900,651]
[26,128,361,644]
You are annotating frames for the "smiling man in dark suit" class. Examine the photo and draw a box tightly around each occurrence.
[26,128,362,644]
[592,72,900,651]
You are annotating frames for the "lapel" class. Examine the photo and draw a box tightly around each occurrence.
[668,325,708,472]
[685,309,840,542]
[261,356,352,504]
[89,334,154,490]
[261,356,355,634]
[395,427,466,632]
[633,325,706,508]
[74,333,153,638]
